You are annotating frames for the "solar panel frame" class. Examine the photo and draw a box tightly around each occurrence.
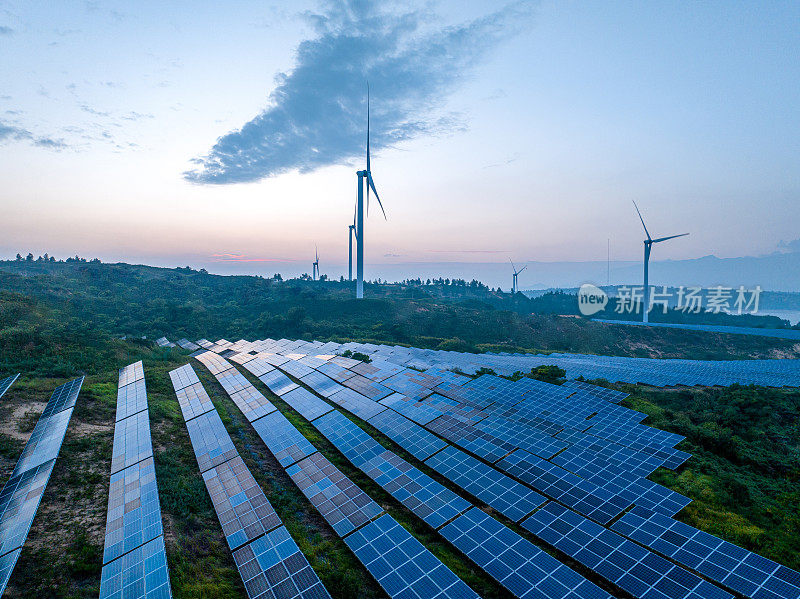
[0,548,22,596]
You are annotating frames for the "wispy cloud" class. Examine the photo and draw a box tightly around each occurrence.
[185,0,533,185]
[427,249,510,254]
[0,121,67,150]
[0,26,14,36]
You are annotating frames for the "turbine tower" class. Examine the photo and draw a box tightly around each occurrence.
[632,201,688,323]
[348,221,355,281]
[510,259,527,294]
[354,83,386,299]
[312,246,319,281]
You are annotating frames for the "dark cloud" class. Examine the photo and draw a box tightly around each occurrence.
[185,0,532,185]
[0,121,67,150]
[0,26,14,36]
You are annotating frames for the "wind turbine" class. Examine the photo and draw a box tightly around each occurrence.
[312,246,319,281]
[354,83,386,298]
[510,259,527,294]
[632,201,688,323]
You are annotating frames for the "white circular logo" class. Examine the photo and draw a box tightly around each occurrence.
[578,284,608,316]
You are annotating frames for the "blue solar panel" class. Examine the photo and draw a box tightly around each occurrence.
[426,415,516,463]
[424,446,545,523]
[99,535,173,599]
[312,411,386,468]
[496,449,630,524]
[39,376,83,419]
[286,453,384,537]
[202,456,282,550]
[0,459,56,557]
[174,381,215,422]
[231,526,331,599]
[366,410,446,461]
[0,373,20,400]
[299,371,343,399]
[0,548,21,595]
[259,370,300,396]
[522,502,733,599]
[328,387,387,420]
[611,506,800,599]
[281,387,334,422]
[103,457,164,564]
[185,411,239,473]
[251,411,318,467]
[168,364,201,393]
[345,514,481,599]
[116,378,148,422]
[379,393,443,426]
[440,507,611,599]
[12,408,74,476]
[110,410,154,474]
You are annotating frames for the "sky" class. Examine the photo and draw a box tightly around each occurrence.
[2,0,800,288]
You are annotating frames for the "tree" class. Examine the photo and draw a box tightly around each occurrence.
[26,253,33,261]
[15,254,22,261]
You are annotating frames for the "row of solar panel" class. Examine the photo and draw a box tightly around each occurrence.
[0,374,19,401]
[234,339,800,599]
[99,362,172,598]
[169,365,330,599]
[195,352,484,599]
[0,376,84,595]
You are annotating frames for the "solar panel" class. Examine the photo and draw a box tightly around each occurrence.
[562,380,629,403]
[299,371,343,399]
[174,381,215,422]
[280,359,316,379]
[496,449,630,524]
[611,506,800,599]
[350,360,405,382]
[286,453,384,537]
[231,526,331,599]
[345,513,481,599]
[426,415,516,463]
[116,378,148,422]
[312,411,386,468]
[177,338,201,351]
[328,387,387,420]
[229,352,257,365]
[0,548,21,595]
[202,456,282,550]
[0,373,20,400]
[39,376,83,419]
[240,357,277,378]
[194,350,236,375]
[169,364,202,394]
[440,507,611,599]
[340,374,393,401]
[251,411,318,467]
[316,362,357,383]
[102,457,164,564]
[185,411,239,473]
[281,387,334,422]
[522,502,733,599]
[110,410,154,474]
[216,369,250,395]
[259,370,300,396]
[424,446,545,523]
[361,450,470,529]
[379,393,443,426]
[0,458,56,557]
[229,386,276,422]
[366,410,446,461]
[119,362,145,387]
[99,535,173,599]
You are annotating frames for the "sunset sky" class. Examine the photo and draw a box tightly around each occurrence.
[2,1,799,284]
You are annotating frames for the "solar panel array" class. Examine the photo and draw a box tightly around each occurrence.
[155,337,176,348]
[197,359,482,599]
[169,366,330,599]
[0,377,84,595]
[0,374,19,401]
[198,338,800,599]
[100,362,172,599]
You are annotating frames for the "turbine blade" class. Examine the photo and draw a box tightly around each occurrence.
[519,265,528,274]
[652,232,689,243]
[368,173,386,219]
[509,258,515,270]
[632,200,652,241]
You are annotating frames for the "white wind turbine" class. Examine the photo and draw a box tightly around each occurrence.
[510,259,526,294]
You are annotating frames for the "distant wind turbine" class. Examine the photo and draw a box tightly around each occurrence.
[632,201,689,323]
[354,83,387,299]
[312,246,319,281]
[510,259,527,294]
